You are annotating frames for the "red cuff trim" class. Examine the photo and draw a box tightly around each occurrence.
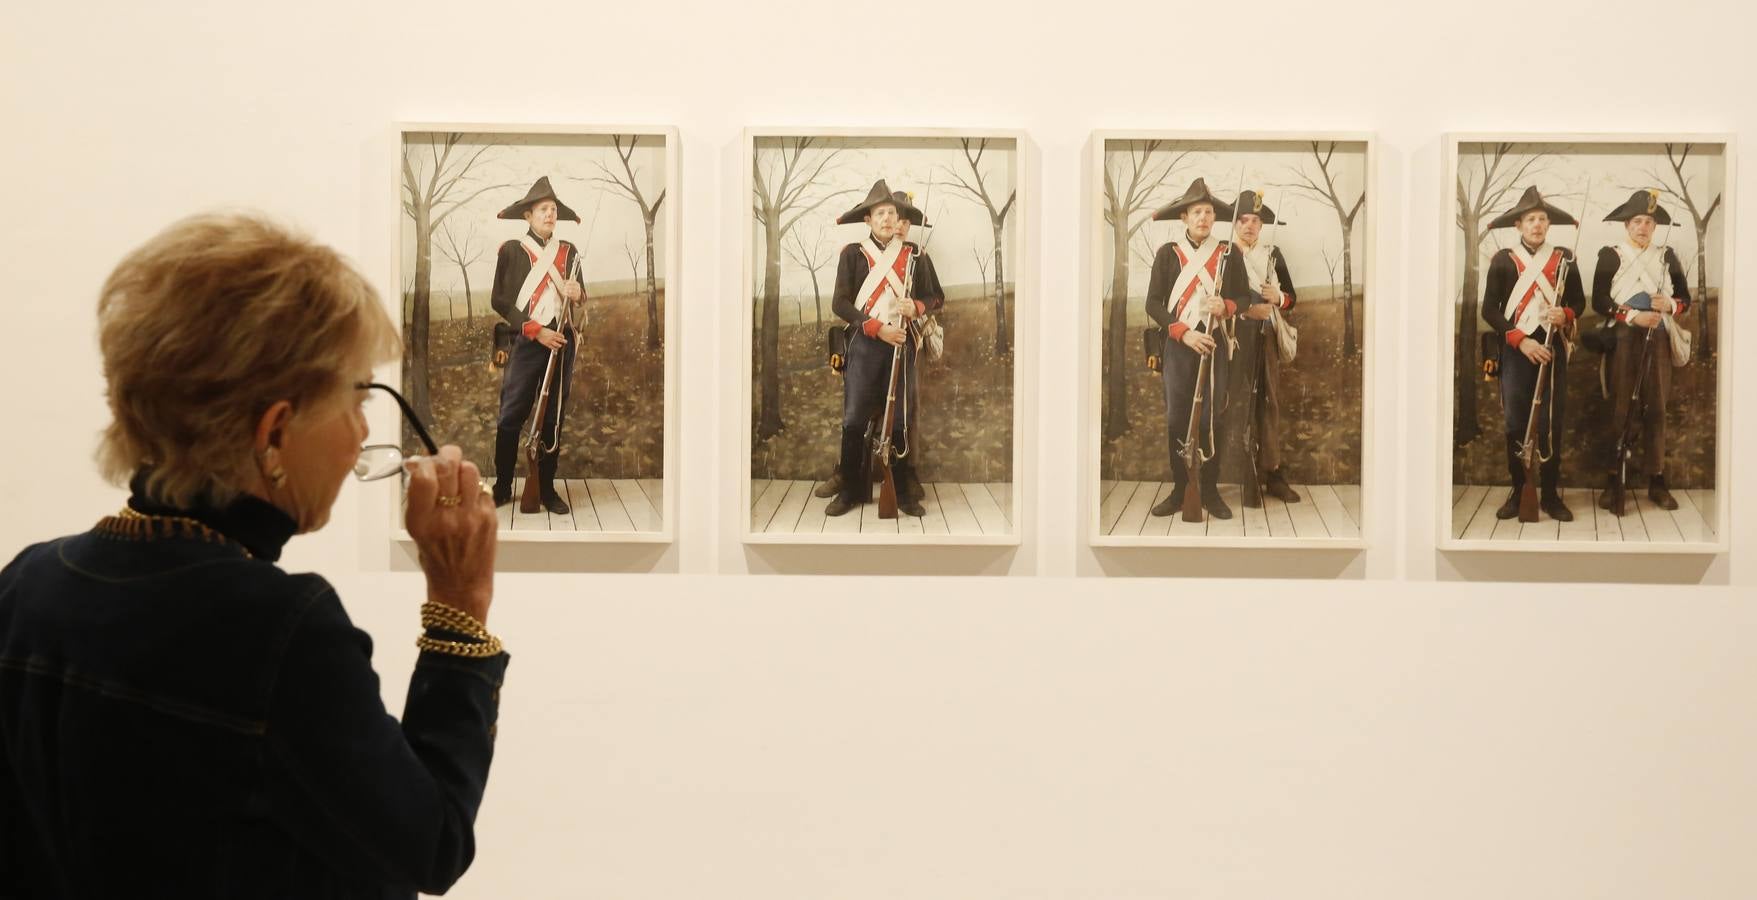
[1674,300,1688,316]
[1616,308,1630,323]
[1505,329,1526,348]
[1169,323,1190,342]
[1563,307,1577,324]
[863,318,882,338]
[1223,299,1237,317]
[914,300,926,316]
[522,320,541,339]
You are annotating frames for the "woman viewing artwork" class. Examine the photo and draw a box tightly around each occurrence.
[0,212,507,896]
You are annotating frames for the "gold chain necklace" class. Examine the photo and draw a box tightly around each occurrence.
[95,507,253,559]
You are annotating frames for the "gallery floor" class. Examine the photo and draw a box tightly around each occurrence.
[1099,481,1362,540]
[1449,484,1718,544]
[750,479,1014,536]
[495,478,664,534]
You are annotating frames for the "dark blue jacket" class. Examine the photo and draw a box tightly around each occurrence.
[0,484,508,898]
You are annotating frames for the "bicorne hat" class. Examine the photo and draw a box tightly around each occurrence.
[1232,189,1279,225]
[1488,186,1577,229]
[497,176,581,222]
[836,179,924,226]
[1602,188,1674,225]
[1151,178,1236,222]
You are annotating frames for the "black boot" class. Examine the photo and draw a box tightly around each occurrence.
[1541,492,1573,522]
[1599,473,1618,510]
[1151,483,1186,517]
[1648,474,1679,510]
[1495,486,1522,520]
[1200,464,1232,520]
[827,427,866,517]
[1264,468,1301,503]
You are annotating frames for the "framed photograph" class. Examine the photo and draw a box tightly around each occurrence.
[393,124,678,543]
[740,127,1027,545]
[1440,133,1732,553]
[1088,131,1373,549]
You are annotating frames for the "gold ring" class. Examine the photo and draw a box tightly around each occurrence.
[436,495,462,508]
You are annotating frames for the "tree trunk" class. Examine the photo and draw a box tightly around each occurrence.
[407,216,434,425]
[757,222,785,439]
[1453,220,1484,449]
[1104,213,1132,442]
[1695,224,1711,355]
[991,223,1009,356]
[1340,218,1357,357]
[644,214,660,350]
[460,266,473,328]
[809,271,822,328]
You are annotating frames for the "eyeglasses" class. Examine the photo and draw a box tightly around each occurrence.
[354,382,439,481]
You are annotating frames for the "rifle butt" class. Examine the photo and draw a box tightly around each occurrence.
[1608,476,1627,518]
[1517,478,1539,523]
[877,466,899,519]
[518,448,544,514]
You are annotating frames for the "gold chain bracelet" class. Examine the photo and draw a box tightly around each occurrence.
[417,601,503,657]
[415,634,505,658]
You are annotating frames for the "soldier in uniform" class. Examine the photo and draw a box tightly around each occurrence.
[1144,178,1250,520]
[814,191,941,505]
[1225,189,1302,506]
[487,177,587,514]
[1591,188,1692,512]
[1482,186,1586,522]
[824,180,945,518]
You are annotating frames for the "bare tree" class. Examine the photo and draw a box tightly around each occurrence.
[1642,143,1723,353]
[1451,143,1550,447]
[1319,242,1340,292]
[971,246,991,286]
[401,133,516,421]
[752,137,857,439]
[942,138,1018,356]
[783,225,833,329]
[581,135,666,349]
[434,219,485,328]
[1281,142,1366,358]
[1100,140,1196,440]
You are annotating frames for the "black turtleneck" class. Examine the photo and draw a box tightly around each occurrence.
[126,470,299,562]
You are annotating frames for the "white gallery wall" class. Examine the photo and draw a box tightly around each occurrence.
[2,0,1754,896]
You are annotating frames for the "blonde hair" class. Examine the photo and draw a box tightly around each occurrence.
[96,212,400,507]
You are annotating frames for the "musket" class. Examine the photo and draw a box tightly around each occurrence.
[873,243,919,520]
[1176,169,1245,522]
[1606,219,1674,516]
[1515,180,1590,522]
[518,250,582,514]
[1238,188,1283,508]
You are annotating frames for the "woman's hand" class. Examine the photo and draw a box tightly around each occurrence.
[404,446,497,624]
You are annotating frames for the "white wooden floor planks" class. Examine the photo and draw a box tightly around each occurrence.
[749,482,1017,536]
[1095,482,1364,540]
[1451,484,1716,545]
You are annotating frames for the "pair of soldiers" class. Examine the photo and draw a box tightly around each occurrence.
[813,180,945,518]
[1143,178,1303,520]
[1480,186,1691,522]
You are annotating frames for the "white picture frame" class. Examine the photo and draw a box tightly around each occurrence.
[390,122,680,547]
[1085,130,1376,551]
[1437,132,1734,555]
[738,126,1030,547]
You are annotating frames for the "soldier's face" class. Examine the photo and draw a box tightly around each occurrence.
[524,200,558,240]
[1517,210,1550,245]
[1235,213,1263,246]
[866,204,900,241]
[1626,214,1657,247]
[1182,203,1215,241]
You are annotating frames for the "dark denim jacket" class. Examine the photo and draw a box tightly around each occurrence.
[0,486,508,898]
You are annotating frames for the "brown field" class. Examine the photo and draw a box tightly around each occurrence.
[1101,293,1366,485]
[409,290,665,480]
[1452,294,1719,489]
[751,292,1015,483]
